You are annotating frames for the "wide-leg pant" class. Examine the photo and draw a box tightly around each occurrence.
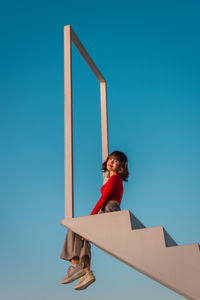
[60,229,91,267]
[60,201,120,267]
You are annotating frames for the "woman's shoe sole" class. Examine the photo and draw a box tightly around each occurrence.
[74,278,96,290]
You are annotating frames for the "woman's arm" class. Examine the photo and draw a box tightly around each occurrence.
[90,176,118,215]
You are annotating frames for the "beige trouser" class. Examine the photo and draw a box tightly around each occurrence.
[60,200,120,267]
[60,229,91,267]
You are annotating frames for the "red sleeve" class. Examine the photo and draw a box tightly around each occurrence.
[90,176,118,215]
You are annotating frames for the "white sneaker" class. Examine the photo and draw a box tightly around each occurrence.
[74,270,96,290]
[60,265,86,284]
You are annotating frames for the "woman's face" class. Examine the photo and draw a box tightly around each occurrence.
[106,156,120,173]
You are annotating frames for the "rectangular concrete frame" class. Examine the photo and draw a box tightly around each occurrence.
[64,25,109,218]
[62,25,200,300]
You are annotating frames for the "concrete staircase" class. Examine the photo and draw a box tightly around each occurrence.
[61,210,200,299]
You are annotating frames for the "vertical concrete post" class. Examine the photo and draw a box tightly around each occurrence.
[100,81,109,183]
[64,25,74,218]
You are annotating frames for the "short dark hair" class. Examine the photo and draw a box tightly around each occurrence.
[102,151,129,182]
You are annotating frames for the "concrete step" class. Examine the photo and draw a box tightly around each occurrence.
[61,210,200,299]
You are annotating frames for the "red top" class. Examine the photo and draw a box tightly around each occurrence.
[90,174,123,215]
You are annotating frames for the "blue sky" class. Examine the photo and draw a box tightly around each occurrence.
[0,0,200,299]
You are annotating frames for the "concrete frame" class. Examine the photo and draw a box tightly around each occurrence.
[62,25,200,299]
[64,25,109,218]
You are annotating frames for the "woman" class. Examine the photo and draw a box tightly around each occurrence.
[60,150,129,290]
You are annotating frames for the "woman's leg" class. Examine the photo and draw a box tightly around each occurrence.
[74,241,95,290]
[60,229,91,268]
[60,229,83,262]
[104,201,121,213]
[60,229,87,284]
[60,229,95,289]
[80,239,91,270]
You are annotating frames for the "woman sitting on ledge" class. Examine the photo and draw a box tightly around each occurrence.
[60,150,129,290]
